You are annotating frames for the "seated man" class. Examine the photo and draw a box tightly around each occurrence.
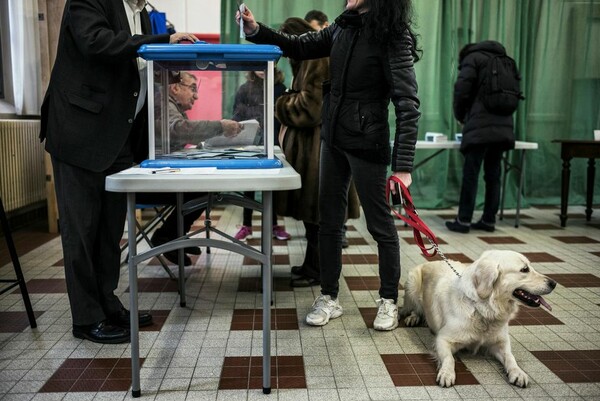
[138,72,242,266]
[167,72,242,149]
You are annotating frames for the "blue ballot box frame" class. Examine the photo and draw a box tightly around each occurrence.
[140,43,283,161]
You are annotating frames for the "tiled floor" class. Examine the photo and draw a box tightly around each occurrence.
[1,203,600,400]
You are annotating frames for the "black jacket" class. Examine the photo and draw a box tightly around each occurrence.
[40,0,171,172]
[453,40,515,153]
[248,11,420,171]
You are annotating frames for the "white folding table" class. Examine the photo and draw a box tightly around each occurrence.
[414,140,539,227]
[106,160,300,396]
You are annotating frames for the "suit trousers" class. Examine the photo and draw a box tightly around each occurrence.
[51,142,133,326]
[318,141,400,302]
[458,145,504,224]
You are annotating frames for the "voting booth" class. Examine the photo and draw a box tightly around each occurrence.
[138,43,283,169]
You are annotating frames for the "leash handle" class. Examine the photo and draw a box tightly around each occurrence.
[386,176,438,257]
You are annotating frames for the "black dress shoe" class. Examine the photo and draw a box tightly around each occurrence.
[184,246,202,255]
[164,250,192,266]
[445,220,470,233]
[290,275,320,287]
[73,320,130,344]
[108,307,153,328]
[471,220,495,232]
[291,265,305,276]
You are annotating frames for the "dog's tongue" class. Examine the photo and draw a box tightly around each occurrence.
[537,295,552,311]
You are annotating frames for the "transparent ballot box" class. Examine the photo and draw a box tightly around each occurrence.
[138,43,283,169]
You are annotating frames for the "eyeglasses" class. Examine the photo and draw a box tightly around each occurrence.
[178,82,198,93]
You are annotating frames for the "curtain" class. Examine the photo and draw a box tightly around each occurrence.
[8,0,42,115]
[221,0,600,208]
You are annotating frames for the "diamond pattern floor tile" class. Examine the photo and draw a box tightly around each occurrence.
[532,350,600,383]
[547,273,600,287]
[478,236,525,244]
[14,278,66,293]
[0,311,44,333]
[238,277,293,292]
[40,358,144,393]
[230,308,298,330]
[219,356,305,390]
[382,354,478,386]
[552,236,600,244]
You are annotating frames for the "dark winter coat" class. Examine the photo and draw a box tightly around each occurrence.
[247,10,420,172]
[274,56,360,224]
[40,0,171,171]
[453,40,515,153]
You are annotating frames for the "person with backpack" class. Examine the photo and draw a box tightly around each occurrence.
[446,40,523,234]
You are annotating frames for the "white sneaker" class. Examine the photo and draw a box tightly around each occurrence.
[373,298,398,331]
[306,295,343,326]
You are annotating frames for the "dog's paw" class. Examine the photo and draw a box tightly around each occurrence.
[404,312,421,327]
[436,368,456,387]
[507,368,529,388]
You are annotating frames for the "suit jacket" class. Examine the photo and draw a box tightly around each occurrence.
[40,0,171,172]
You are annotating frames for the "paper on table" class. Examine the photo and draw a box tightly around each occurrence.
[204,119,260,148]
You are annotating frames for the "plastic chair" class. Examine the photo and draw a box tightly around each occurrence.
[121,204,177,279]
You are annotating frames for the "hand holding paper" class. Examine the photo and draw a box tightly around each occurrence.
[204,119,260,148]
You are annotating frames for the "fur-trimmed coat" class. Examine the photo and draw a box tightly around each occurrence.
[275,56,360,224]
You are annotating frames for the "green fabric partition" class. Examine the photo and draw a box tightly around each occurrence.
[221,0,600,209]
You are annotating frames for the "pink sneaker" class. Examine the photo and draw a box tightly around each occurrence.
[273,225,291,241]
[235,225,253,241]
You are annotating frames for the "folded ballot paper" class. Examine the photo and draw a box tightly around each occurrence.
[204,119,260,148]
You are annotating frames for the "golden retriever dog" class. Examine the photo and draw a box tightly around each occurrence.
[400,250,556,388]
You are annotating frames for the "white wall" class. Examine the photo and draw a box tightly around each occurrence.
[148,0,221,34]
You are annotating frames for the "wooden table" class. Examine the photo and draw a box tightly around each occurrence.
[553,140,600,227]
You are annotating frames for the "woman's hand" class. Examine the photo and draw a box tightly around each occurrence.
[235,5,259,36]
[389,171,412,195]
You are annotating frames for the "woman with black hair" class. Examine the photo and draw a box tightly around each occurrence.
[237,0,421,331]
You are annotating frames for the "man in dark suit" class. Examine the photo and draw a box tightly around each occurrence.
[40,0,198,344]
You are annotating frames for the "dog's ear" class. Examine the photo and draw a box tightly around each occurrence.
[472,258,500,299]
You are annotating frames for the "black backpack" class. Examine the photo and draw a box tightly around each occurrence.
[480,54,524,115]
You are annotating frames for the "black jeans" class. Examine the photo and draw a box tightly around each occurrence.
[318,141,400,302]
[458,145,504,224]
[301,221,320,280]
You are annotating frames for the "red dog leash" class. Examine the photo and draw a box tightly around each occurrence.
[386,176,438,258]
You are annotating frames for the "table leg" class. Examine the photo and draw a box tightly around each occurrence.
[128,193,141,398]
[515,150,525,228]
[0,197,37,328]
[560,157,572,227]
[261,191,272,394]
[499,152,510,221]
[412,149,447,170]
[586,158,596,221]
[177,193,186,307]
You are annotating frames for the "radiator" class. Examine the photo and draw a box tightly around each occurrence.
[0,119,46,212]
